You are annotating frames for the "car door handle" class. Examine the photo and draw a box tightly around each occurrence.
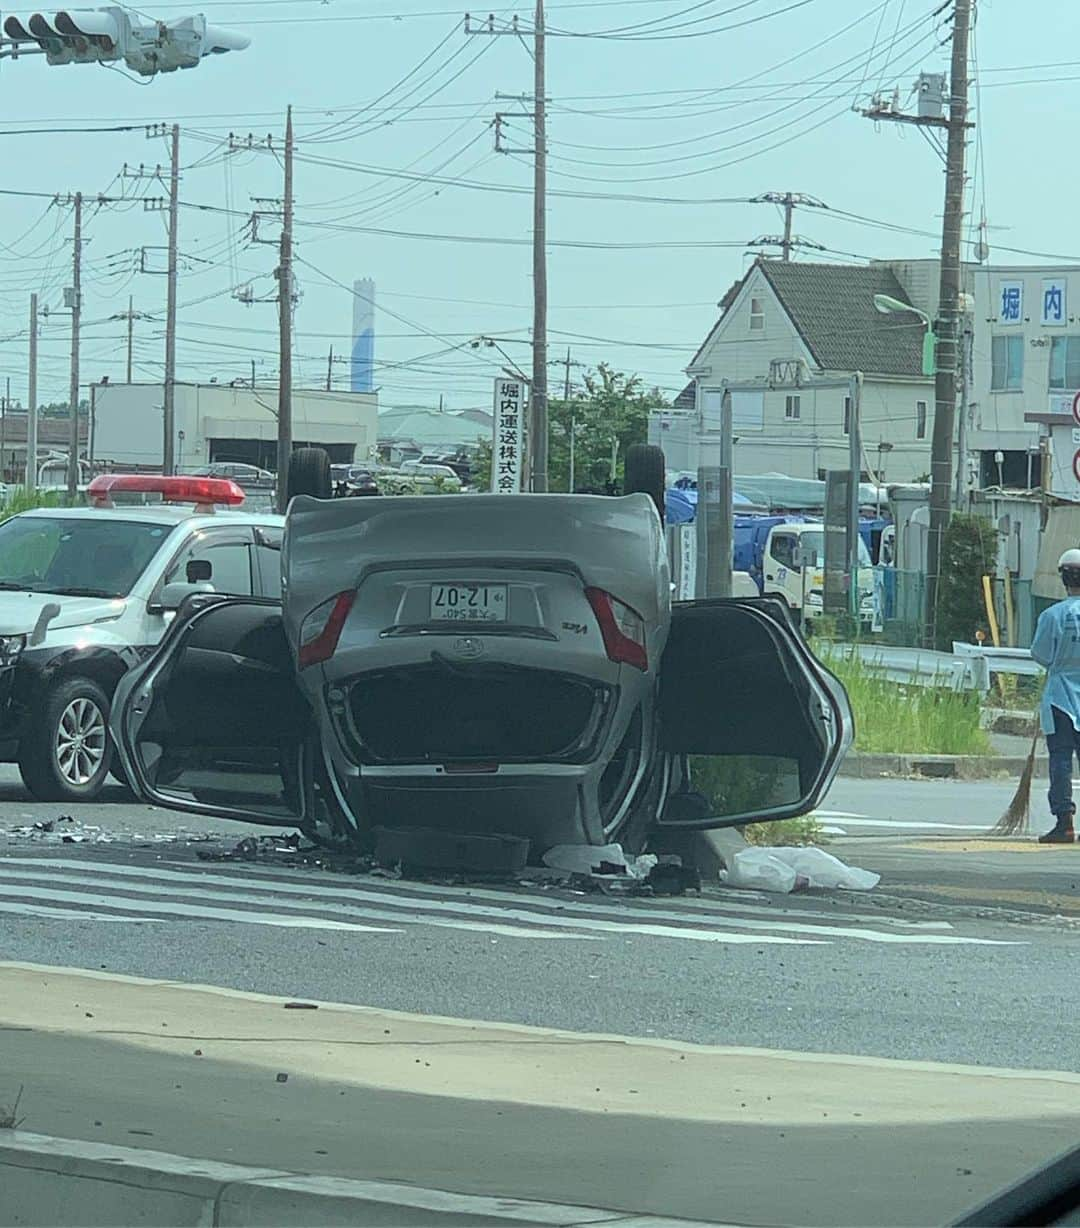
[765,573,775,581]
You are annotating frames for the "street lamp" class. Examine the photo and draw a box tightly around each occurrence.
[873,293,935,377]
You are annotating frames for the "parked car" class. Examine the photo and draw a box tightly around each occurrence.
[330,465,380,497]
[192,463,274,483]
[0,474,283,801]
[398,460,463,491]
[110,446,853,859]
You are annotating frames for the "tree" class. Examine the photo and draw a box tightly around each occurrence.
[548,363,670,493]
[934,512,998,650]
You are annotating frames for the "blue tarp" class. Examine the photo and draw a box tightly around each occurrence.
[665,485,754,525]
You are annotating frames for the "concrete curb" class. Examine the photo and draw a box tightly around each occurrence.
[0,1132,724,1228]
[838,752,1048,780]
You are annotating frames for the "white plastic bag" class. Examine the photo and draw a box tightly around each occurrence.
[721,846,879,893]
[722,849,799,893]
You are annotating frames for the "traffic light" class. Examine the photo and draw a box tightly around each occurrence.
[2,8,250,75]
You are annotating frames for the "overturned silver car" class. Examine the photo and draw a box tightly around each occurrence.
[111,448,853,859]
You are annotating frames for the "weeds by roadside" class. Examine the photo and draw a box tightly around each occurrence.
[740,816,825,847]
[822,650,990,756]
[0,1085,24,1129]
[0,489,64,524]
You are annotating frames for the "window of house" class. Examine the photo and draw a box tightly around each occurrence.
[749,297,764,331]
[991,335,1024,391]
[785,394,801,420]
[842,396,851,436]
[916,400,928,439]
[1049,336,1080,390]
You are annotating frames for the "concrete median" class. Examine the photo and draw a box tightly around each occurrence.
[0,1132,718,1228]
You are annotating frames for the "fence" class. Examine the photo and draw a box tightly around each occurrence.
[874,567,1039,650]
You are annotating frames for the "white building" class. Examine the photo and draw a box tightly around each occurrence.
[667,259,935,484]
[89,381,378,473]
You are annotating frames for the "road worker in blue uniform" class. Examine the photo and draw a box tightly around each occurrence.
[1030,548,1080,843]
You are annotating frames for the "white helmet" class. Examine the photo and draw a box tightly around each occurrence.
[1060,549,1080,570]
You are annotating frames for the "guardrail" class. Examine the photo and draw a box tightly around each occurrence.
[820,641,1042,694]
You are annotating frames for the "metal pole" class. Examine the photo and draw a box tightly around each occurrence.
[955,323,973,508]
[326,345,333,392]
[66,192,82,502]
[163,123,180,475]
[275,105,294,514]
[781,194,793,262]
[925,0,972,645]
[848,372,863,624]
[696,388,733,599]
[126,294,134,384]
[27,293,37,491]
[529,0,548,492]
[568,418,575,493]
[1,378,7,486]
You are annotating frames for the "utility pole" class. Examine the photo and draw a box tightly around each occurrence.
[1,378,7,485]
[847,372,863,624]
[27,293,37,491]
[163,123,180,475]
[531,0,548,491]
[473,10,549,490]
[927,0,972,643]
[67,192,82,502]
[126,295,135,383]
[748,191,828,261]
[861,3,973,644]
[326,344,333,392]
[276,104,294,514]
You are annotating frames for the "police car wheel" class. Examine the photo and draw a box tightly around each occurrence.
[18,677,114,802]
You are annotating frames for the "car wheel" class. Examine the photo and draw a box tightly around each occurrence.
[286,447,332,502]
[18,677,114,802]
[623,443,666,524]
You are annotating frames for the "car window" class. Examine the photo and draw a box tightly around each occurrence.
[0,515,171,597]
[255,544,282,599]
[770,533,796,568]
[164,537,253,596]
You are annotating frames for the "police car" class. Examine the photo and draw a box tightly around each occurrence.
[0,474,283,801]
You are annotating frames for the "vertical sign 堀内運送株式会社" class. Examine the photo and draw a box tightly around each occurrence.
[492,377,525,494]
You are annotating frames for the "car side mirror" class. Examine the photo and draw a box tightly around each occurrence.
[158,580,214,612]
[186,559,212,583]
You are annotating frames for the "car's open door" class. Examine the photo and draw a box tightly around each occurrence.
[657,597,853,828]
[112,596,314,826]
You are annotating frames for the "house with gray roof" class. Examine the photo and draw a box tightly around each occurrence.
[659,258,934,483]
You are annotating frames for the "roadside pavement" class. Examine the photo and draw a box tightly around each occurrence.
[4,962,1079,1228]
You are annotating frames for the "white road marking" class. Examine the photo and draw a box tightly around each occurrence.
[0,881,401,933]
[0,863,816,945]
[818,817,986,832]
[0,857,1017,945]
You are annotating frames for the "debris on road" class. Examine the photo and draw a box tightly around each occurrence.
[722,846,880,894]
[542,842,658,880]
[373,826,530,876]
[2,816,219,847]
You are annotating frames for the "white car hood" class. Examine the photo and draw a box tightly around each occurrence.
[0,591,127,637]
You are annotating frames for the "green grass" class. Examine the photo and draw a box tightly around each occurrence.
[822,649,991,756]
[0,488,65,523]
[741,816,826,847]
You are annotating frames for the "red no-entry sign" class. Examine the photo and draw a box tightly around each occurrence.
[1072,449,1080,485]
[1071,391,1080,426]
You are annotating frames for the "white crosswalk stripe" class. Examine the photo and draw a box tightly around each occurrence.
[0,855,1020,946]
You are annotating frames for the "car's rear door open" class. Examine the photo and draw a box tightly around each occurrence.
[656,597,852,829]
[112,597,313,826]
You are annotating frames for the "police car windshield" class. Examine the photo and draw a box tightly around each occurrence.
[0,515,171,598]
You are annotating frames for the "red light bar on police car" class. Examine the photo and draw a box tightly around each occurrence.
[87,474,246,507]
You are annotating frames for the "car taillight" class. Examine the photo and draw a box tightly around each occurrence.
[298,591,355,668]
[585,587,647,671]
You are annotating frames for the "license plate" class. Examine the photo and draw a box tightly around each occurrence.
[429,583,508,622]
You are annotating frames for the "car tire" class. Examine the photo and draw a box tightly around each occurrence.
[286,447,332,502]
[18,677,114,802]
[623,443,666,524]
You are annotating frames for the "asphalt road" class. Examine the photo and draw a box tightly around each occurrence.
[0,765,1077,1071]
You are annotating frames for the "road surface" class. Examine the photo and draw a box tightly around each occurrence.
[2,765,1077,1226]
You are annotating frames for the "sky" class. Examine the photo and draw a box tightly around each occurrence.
[0,0,1076,413]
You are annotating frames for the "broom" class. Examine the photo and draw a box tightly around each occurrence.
[990,729,1038,836]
